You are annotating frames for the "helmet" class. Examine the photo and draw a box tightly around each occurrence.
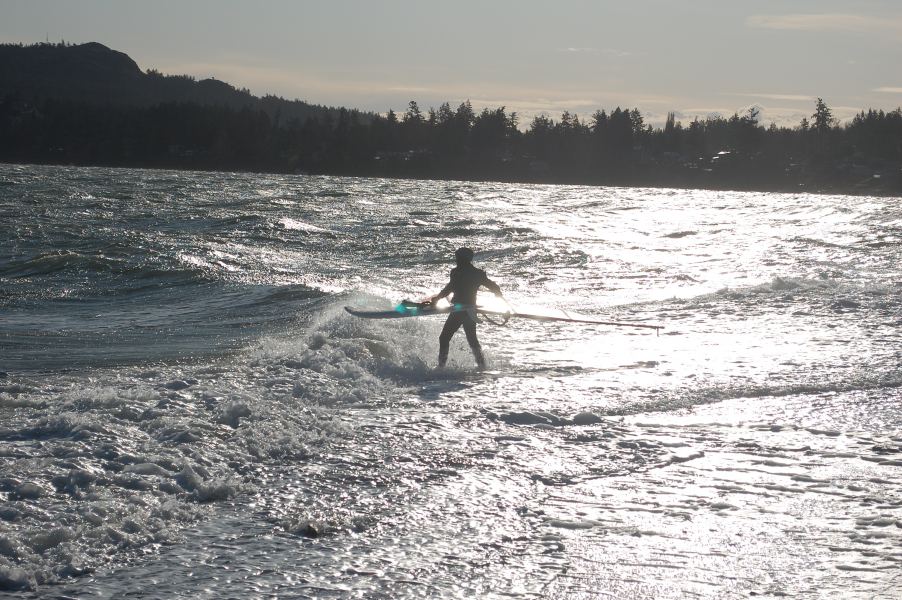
[454,247,475,263]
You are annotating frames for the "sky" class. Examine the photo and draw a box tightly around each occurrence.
[3,0,902,128]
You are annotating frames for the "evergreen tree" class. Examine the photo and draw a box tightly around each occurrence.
[404,100,424,124]
[812,98,836,132]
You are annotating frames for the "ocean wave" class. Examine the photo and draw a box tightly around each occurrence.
[682,276,840,304]
[547,372,902,420]
[699,375,902,404]
[315,189,352,198]
[418,227,481,238]
[277,217,333,234]
[1,251,115,278]
[0,249,221,287]
[790,236,853,249]
[246,299,477,397]
[207,213,269,230]
[0,284,333,371]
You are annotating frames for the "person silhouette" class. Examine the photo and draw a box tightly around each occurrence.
[429,247,503,368]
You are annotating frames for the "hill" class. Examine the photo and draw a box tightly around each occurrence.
[0,41,368,125]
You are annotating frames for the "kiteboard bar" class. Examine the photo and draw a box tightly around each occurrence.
[513,313,663,330]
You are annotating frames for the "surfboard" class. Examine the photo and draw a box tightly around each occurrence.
[344,302,662,332]
[344,302,488,319]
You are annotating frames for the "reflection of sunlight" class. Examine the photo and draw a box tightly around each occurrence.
[477,294,510,312]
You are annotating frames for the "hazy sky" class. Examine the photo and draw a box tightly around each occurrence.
[4,0,902,127]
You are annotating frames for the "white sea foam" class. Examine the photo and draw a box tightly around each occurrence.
[277,216,331,233]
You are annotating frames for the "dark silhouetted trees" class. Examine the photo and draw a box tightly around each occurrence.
[3,93,900,194]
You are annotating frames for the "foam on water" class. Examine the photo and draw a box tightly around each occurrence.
[0,303,398,589]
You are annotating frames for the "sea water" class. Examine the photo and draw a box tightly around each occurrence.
[0,164,900,599]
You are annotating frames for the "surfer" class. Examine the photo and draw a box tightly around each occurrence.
[429,247,503,369]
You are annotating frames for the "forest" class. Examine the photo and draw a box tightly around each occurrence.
[1,44,900,195]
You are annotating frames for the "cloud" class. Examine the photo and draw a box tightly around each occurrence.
[557,47,634,58]
[665,103,864,129]
[156,59,673,116]
[747,13,902,34]
[154,61,439,102]
[151,59,868,131]
[157,61,316,98]
[559,47,598,53]
[874,87,902,94]
[723,92,814,103]
[385,85,439,94]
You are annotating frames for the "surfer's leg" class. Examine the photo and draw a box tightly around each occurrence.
[438,313,463,367]
[462,317,485,369]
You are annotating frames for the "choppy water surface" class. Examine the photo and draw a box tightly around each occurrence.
[0,164,900,598]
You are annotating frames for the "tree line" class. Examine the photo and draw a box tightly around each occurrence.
[1,93,900,195]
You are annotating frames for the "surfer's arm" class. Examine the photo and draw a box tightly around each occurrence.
[431,285,452,302]
[482,275,503,297]
[429,274,455,303]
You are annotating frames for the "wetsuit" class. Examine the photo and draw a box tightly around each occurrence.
[435,263,502,368]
